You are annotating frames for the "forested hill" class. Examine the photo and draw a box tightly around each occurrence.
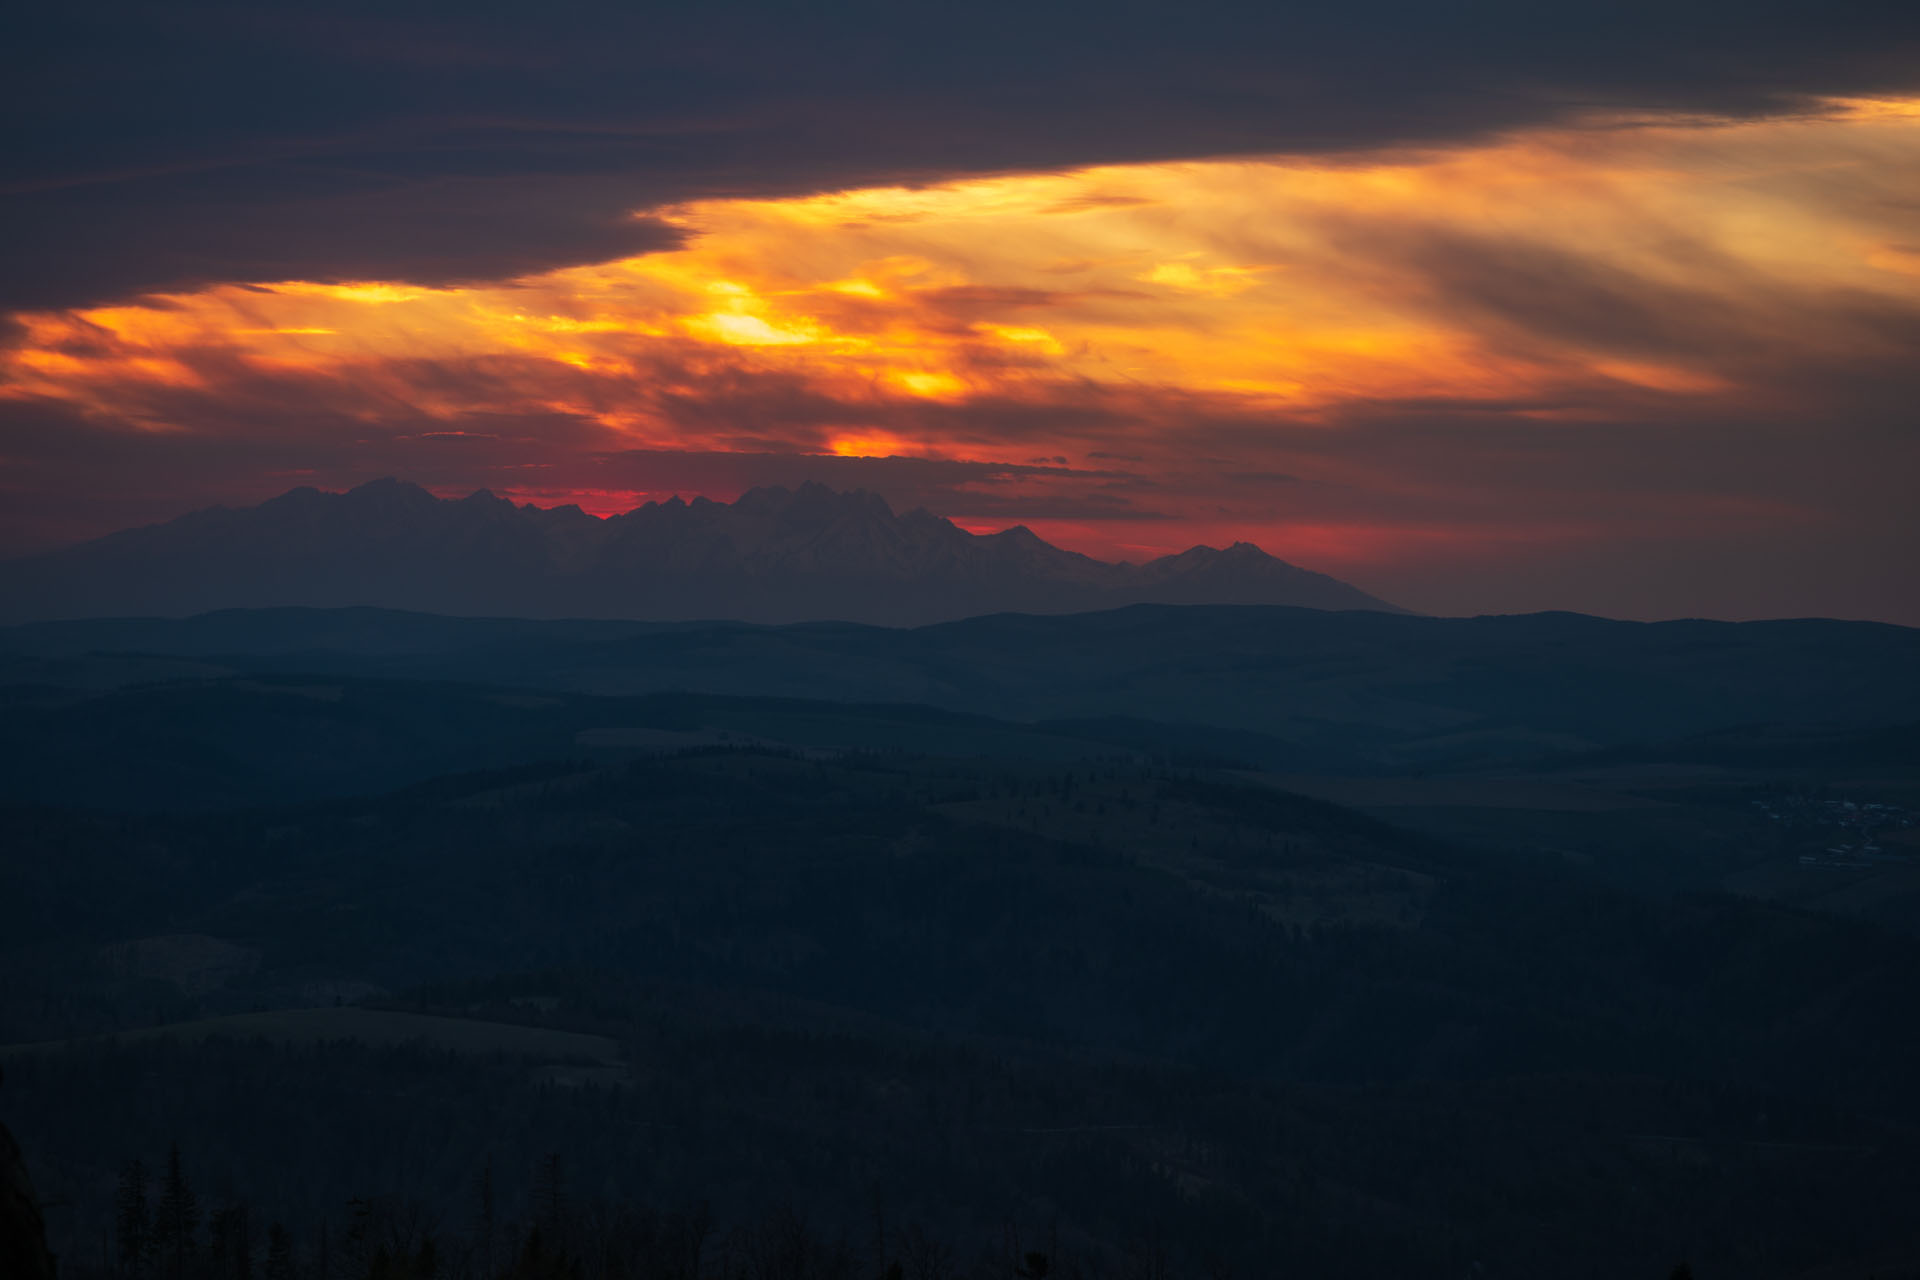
[6,603,1919,779]
[6,602,1920,1278]
[7,749,1920,1278]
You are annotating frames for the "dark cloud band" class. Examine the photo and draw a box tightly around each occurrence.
[6,0,1919,308]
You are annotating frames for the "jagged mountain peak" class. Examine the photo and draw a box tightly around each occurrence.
[1156,539,1264,562]
[344,476,438,504]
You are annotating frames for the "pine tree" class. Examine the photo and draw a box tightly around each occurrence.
[210,1207,236,1280]
[475,1162,497,1280]
[115,1159,151,1279]
[537,1154,564,1227]
[153,1144,199,1280]
[534,1153,567,1247]
[263,1223,296,1280]
[344,1198,374,1280]
[210,1203,253,1280]
[233,1205,253,1280]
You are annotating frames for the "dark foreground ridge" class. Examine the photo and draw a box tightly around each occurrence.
[0,479,1399,625]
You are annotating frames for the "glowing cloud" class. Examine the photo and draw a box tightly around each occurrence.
[3,99,1918,619]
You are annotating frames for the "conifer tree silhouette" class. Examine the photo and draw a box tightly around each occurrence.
[116,1159,152,1279]
[154,1144,199,1280]
[264,1223,296,1280]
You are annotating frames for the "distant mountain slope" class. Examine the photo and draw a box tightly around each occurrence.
[7,604,1918,772]
[0,479,1398,624]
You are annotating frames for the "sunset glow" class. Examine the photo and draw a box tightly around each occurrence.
[5,99,1919,616]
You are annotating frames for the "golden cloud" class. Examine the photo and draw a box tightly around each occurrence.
[4,98,1917,591]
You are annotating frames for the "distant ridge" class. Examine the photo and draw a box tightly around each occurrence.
[0,479,1401,625]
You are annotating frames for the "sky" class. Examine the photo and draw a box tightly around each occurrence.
[3,2,1918,623]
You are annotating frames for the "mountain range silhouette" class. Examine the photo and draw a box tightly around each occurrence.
[0,479,1400,624]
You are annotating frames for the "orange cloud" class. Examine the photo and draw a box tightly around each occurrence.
[12,101,1920,432]
[3,99,1918,618]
